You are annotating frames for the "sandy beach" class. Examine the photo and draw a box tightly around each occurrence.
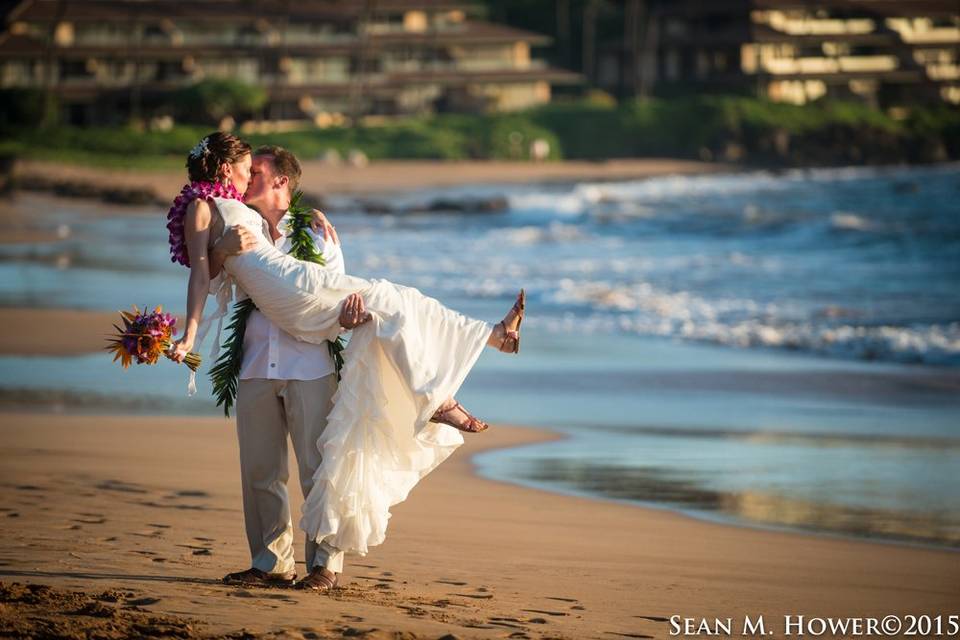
[0,411,957,640]
[13,157,732,199]
[1,161,958,638]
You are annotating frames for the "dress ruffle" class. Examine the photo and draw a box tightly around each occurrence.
[209,197,491,556]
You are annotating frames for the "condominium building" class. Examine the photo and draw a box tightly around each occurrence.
[0,0,580,124]
[598,0,959,106]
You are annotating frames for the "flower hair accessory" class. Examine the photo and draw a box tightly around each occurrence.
[189,137,209,159]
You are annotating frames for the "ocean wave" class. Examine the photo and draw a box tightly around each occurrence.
[544,279,960,366]
[498,223,586,245]
[829,212,876,232]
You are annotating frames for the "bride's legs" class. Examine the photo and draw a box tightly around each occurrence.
[487,289,525,353]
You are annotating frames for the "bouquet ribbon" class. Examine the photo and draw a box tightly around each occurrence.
[188,274,235,395]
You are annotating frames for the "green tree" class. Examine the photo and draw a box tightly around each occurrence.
[172,79,267,125]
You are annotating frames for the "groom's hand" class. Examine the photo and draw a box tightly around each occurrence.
[339,293,372,329]
[309,209,339,245]
[214,226,257,259]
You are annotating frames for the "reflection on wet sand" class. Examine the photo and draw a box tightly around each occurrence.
[521,458,960,548]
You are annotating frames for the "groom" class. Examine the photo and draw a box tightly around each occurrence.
[212,145,369,592]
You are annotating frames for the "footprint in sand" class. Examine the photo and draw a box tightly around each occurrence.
[435,579,467,586]
[193,536,215,542]
[452,592,493,599]
[488,616,525,629]
[176,543,213,556]
[126,597,161,606]
[6,513,19,518]
[522,609,568,617]
[545,596,577,602]
[136,500,210,511]
[96,480,147,494]
[15,485,44,492]
[604,633,654,639]
[73,516,107,525]
[354,575,395,589]
[632,615,669,622]
[174,490,209,498]
[338,614,364,622]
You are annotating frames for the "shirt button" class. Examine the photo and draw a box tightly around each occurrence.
[270,363,276,368]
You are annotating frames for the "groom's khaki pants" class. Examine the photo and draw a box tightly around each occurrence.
[236,375,345,574]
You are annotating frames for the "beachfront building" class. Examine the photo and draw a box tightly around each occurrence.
[0,0,580,125]
[596,0,960,107]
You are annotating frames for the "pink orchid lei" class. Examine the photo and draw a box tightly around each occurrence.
[166,181,245,268]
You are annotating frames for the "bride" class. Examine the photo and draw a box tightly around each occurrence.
[169,132,524,571]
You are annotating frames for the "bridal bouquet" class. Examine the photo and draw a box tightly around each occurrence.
[106,305,201,371]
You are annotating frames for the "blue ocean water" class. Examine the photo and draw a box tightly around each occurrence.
[1,164,958,548]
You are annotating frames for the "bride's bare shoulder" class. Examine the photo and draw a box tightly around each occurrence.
[184,197,221,226]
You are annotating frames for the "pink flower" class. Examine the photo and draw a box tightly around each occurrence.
[165,181,244,268]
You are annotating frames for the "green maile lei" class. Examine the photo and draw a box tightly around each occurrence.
[209,191,346,417]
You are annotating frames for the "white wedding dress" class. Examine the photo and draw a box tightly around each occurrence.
[209,197,492,556]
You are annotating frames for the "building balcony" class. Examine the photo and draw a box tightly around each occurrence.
[886,18,960,45]
[926,64,960,81]
[760,55,898,75]
[753,11,875,36]
[380,59,544,74]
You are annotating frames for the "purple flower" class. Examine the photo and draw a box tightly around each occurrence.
[165,181,244,268]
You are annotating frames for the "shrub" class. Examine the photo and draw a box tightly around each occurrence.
[171,79,267,125]
[0,88,59,130]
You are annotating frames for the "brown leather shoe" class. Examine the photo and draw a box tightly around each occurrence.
[222,567,296,588]
[295,567,339,592]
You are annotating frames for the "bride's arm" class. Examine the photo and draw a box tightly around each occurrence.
[171,199,213,361]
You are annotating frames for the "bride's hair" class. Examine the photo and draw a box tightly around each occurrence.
[186,132,252,184]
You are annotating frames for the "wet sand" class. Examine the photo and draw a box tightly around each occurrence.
[0,308,123,356]
[0,412,957,639]
[14,157,731,198]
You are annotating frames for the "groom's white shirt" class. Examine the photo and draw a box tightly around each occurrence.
[210,211,345,381]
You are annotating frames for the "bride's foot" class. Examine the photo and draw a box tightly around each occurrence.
[489,289,525,354]
[430,398,489,433]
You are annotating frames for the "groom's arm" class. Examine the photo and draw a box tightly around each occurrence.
[208,226,256,281]
[305,224,370,329]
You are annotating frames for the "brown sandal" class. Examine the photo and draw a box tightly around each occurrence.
[296,567,339,592]
[430,399,489,433]
[497,289,525,354]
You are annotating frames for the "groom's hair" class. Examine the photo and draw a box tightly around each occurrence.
[254,145,301,196]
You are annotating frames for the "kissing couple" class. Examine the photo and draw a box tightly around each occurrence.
[166,132,525,591]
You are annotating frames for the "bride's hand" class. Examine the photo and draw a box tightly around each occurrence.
[214,226,256,258]
[309,209,339,245]
[169,336,194,363]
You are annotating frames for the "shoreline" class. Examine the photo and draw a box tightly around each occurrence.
[1,412,957,639]
[10,157,734,201]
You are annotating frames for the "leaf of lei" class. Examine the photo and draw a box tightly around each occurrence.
[208,190,346,417]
